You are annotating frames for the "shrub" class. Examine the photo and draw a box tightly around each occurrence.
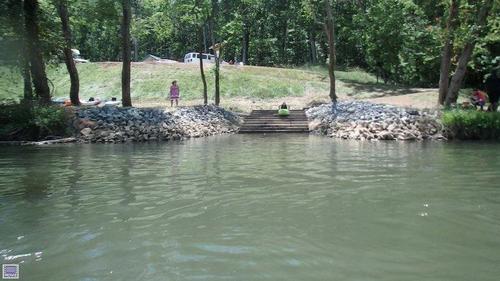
[0,103,69,141]
[442,109,500,140]
[31,105,67,135]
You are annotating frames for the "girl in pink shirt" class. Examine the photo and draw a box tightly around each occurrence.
[169,80,180,107]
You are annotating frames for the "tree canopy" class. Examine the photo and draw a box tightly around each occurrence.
[1,0,498,92]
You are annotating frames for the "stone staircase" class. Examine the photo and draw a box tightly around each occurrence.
[239,110,309,133]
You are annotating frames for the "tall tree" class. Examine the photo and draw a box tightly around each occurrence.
[323,0,337,102]
[23,0,51,104]
[4,0,33,100]
[212,0,221,106]
[121,0,132,107]
[199,26,208,105]
[22,58,33,101]
[213,43,222,106]
[192,0,211,104]
[55,0,80,106]
[438,0,460,105]
[445,0,493,106]
[241,17,250,65]
[308,31,318,64]
[210,0,218,47]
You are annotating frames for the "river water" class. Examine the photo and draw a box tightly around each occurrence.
[1,135,499,281]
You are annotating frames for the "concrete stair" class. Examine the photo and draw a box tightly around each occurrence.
[239,110,309,133]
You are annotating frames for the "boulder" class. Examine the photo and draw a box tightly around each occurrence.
[378,131,395,140]
[80,128,92,136]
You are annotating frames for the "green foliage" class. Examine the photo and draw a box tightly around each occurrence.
[464,0,500,85]
[442,109,500,139]
[31,104,67,133]
[0,103,68,140]
[0,0,24,66]
[132,1,174,59]
[1,0,498,96]
[355,0,441,86]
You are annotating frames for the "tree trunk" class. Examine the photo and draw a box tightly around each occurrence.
[203,24,208,53]
[199,27,208,105]
[309,31,318,64]
[22,54,33,100]
[8,0,33,101]
[215,48,221,106]
[445,0,492,106]
[242,22,250,65]
[210,0,220,105]
[56,0,80,106]
[323,0,337,102]
[121,0,132,107]
[23,0,51,104]
[210,0,218,47]
[208,16,215,52]
[444,43,474,106]
[281,16,289,65]
[438,0,459,105]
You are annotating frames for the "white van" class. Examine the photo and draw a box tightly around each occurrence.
[184,52,215,64]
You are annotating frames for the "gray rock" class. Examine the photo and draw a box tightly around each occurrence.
[306,101,443,141]
[73,105,241,143]
[80,128,92,136]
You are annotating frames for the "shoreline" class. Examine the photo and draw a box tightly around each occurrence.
[72,105,241,143]
[74,100,446,143]
[3,101,498,145]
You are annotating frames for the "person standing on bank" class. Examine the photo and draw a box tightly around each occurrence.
[169,80,180,107]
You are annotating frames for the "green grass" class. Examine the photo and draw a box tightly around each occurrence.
[442,109,500,140]
[296,65,378,83]
[1,63,325,102]
[0,62,425,103]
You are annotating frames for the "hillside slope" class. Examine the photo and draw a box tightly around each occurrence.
[1,62,440,110]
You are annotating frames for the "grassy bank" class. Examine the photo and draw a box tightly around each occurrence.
[442,110,500,140]
[2,63,328,102]
[1,63,439,107]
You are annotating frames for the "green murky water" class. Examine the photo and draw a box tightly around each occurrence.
[1,135,500,280]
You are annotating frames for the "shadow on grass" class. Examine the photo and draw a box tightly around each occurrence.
[341,80,420,98]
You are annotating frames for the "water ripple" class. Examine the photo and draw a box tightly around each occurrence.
[0,137,500,280]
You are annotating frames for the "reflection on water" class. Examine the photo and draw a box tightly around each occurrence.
[1,135,500,281]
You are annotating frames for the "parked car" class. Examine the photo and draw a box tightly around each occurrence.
[71,49,89,63]
[184,52,215,64]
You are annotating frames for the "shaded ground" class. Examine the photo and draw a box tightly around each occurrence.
[366,90,439,109]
